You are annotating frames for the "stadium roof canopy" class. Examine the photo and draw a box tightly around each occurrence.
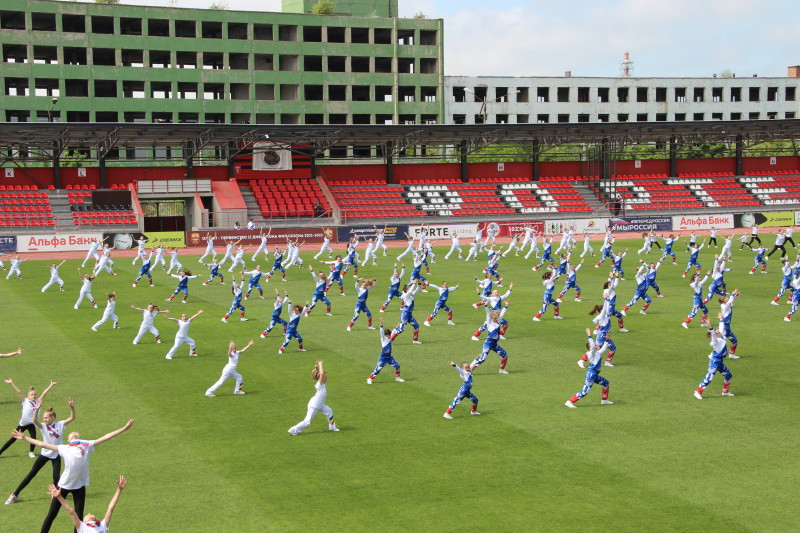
[1,120,800,164]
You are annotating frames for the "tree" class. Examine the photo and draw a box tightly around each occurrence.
[414,11,427,19]
[719,69,735,78]
[61,149,89,168]
[311,0,336,15]
[209,1,227,9]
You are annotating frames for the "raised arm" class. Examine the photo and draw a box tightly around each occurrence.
[189,309,204,321]
[238,340,255,354]
[0,348,22,359]
[4,379,24,402]
[129,304,145,312]
[38,380,58,404]
[46,485,81,529]
[93,419,134,447]
[11,429,58,452]
[63,397,76,425]
[103,475,127,527]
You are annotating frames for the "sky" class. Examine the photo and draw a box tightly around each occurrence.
[119,0,800,78]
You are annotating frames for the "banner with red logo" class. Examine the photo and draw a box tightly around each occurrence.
[187,228,325,247]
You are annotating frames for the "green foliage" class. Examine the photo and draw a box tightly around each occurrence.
[719,68,735,78]
[208,1,227,9]
[1,240,798,530]
[61,149,88,167]
[311,0,336,15]
[414,11,428,19]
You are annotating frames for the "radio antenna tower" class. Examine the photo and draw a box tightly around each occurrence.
[620,52,634,77]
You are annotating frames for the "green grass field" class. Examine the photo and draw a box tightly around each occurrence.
[0,239,797,532]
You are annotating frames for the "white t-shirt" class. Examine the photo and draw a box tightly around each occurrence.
[36,420,66,459]
[78,519,108,532]
[19,399,36,426]
[81,278,93,291]
[225,350,241,371]
[57,440,96,490]
[176,319,191,337]
[141,310,158,327]
[308,381,327,409]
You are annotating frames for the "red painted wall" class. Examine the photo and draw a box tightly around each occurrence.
[538,161,584,178]
[394,163,461,182]
[677,157,736,175]
[613,159,670,176]
[317,164,387,182]
[742,156,800,173]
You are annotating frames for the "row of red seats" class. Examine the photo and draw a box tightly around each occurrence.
[467,177,528,183]
[67,191,92,198]
[73,216,136,226]
[1,192,48,199]
[1,204,52,212]
[679,172,735,178]
[64,184,96,190]
[745,170,800,175]
[0,219,54,227]
[0,185,39,191]
[398,179,461,185]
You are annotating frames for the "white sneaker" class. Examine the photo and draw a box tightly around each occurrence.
[620,310,627,316]
[423,321,431,327]
[240,318,248,322]
[326,313,332,316]
[234,390,246,395]
[693,391,703,400]
[565,400,577,408]
[721,391,735,397]
[682,322,689,329]
[574,298,582,302]
[74,305,78,310]
[181,300,187,304]
[619,328,629,333]
[443,413,453,419]
[604,360,614,367]
[379,309,385,313]
[205,392,215,397]
[577,359,585,368]
[601,400,614,405]
[260,333,267,339]
[470,411,482,416]
[28,452,36,459]
[553,316,563,320]
[447,320,456,325]
[771,301,779,306]
[785,317,792,322]
[532,317,541,322]
[189,351,198,357]
[5,494,17,505]
[412,340,422,345]
[298,348,307,352]
[657,294,664,298]
[288,427,298,436]
[471,336,479,341]
[556,298,562,303]
[166,354,173,360]
[395,377,405,382]
[91,327,98,332]
[498,369,508,374]
[367,326,376,330]
[728,354,740,359]
[221,317,228,323]
[639,310,647,315]
[346,326,352,331]
[367,378,373,384]
[329,426,340,432]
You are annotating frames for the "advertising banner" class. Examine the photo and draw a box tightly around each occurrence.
[0,235,16,253]
[408,223,478,241]
[672,214,734,231]
[733,211,795,228]
[102,232,147,250]
[187,228,324,248]
[336,224,408,243]
[544,218,609,235]
[796,211,800,225]
[17,233,104,253]
[144,231,185,248]
[494,221,544,238]
[611,216,672,232]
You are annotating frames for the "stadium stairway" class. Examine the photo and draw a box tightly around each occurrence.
[47,191,77,230]
[572,181,609,215]
[239,186,267,225]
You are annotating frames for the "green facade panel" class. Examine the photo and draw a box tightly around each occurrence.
[0,0,443,126]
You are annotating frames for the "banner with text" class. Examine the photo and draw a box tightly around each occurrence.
[18,233,104,253]
[672,214,734,231]
[336,225,409,243]
[144,231,185,248]
[0,235,16,253]
[495,221,544,238]
[733,211,795,228]
[796,211,800,225]
[611,216,672,232]
[543,218,608,236]
[408,223,478,241]
[187,228,325,248]
[102,232,147,250]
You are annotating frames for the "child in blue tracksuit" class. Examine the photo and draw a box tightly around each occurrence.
[323,256,346,295]
[267,248,287,282]
[203,261,224,285]
[610,249,627,279]
[583,305,618,367]
[243,266,265,299]
[694,327,734,400]
[567,327,613,408]
[443,361,480,419]
[555,253,570,276]
[718,290,740,357]
[773,258,797,305]
[391,280,422,344]
[595,237,614,267]
[424,281,459,326]
[221,278,247,323]
[602,273,627,332]
[644,259,664,296]
[472,274,495,308]
[784,274,800,321]
[260,289,290,337]
[533,237,555,270]
[379,263,405,312]
[661,235,680,264]
[683,243,705,277]
[485,248,501,281]
[705,257,730,302]
[347,278,376,331]
[682,270,710,328]
[749,245,768,274]
[342,237,360,277]
[133,252,154,287]
[472,285,512,339]
[306,267,332,316]
[367,317,404,384]
[279,302,310,354]
[533,271,561,320]
[621,262,652,315]
[469,304,509,374]
[557,259,584,302]
[409,253,428,290]
[166,271,198,303]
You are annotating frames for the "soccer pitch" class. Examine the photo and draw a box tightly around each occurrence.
[0,238,797,531]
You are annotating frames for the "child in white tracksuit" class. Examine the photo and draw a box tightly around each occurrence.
[41,260,67,292]
[163,309,204,360]
[288,360,339,435]
[205,339,254,397]
[91,293,119,331]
